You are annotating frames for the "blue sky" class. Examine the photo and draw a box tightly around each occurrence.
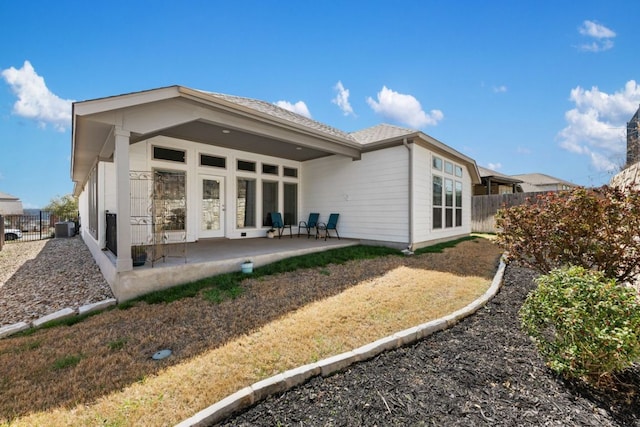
[1,1,639,208]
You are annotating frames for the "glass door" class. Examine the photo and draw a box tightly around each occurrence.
[199,175,225,238]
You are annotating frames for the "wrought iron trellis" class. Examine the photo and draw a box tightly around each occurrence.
[130,170,186,266]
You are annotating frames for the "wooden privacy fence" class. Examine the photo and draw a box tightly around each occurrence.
[471,191,548,233]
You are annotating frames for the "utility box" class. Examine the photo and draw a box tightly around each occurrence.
[55,221,75,238]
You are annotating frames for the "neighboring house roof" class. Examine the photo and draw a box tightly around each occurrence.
[511,173,578,192]
[478,167,523,184]
[0,191,20,201]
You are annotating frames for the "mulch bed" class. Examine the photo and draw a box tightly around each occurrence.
[221,264,640,426]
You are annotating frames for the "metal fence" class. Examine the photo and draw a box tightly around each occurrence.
[1,210,58,243]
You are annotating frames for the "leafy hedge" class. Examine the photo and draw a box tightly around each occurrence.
[520,266,640,385]
[496,186,640,283]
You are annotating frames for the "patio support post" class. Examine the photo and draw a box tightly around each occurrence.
[114,127,133,271]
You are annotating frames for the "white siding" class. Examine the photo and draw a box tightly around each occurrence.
[411,145,473,249]
[302,145,410,245]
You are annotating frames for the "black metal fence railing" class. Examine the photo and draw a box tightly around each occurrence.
[2,211,57,243]
[0,215,4,250]
[106,212,117,256]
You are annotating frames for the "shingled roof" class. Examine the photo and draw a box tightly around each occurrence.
[203,91,359,143]
[349,123,417,144]
[202,91,421,146]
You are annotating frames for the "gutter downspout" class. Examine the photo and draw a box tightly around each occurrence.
[403,138,414,251]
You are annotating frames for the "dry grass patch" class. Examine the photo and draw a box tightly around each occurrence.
[1,238,502,426]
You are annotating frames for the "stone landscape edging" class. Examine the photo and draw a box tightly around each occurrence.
[0,298,117,339]
[175,257,508,427]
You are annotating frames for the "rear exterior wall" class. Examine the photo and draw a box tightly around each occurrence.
[301,145,410,246]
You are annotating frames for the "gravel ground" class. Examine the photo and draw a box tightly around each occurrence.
[222,264,640,427]
[0,237,114,327]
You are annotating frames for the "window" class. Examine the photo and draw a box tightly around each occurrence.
[432,175,443,229]
[262,181,278,226]
[200,154,226,168]
[455,166,463,177]
[433,156,442,171]
[88,166,98,239]
[262,164,278,175]
[283,167,298,178]
[236,178,256,228]
[455,181,463,227]
[445,178,454,227]
[154,170,186,231]
[153,146,185,163]
[445,161,453,175]
[284,183,298,225]
[237,160,256,172]
[434,175,463,229]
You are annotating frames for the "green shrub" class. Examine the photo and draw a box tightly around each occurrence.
[520,266,640,385]
[496,186,640,283]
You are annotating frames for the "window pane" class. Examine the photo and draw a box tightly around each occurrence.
[200,154,226,168]
[445,178,453,207]
[154,146,185,163]
[455,208,462,227]
[155,170,186,231]
[433,157,442,171]
[432,175,442,206]
[283,167,298,177]
[88,166,98,239]
[455,166,463,177]
[455,181,462,207]
[237,160,256,172]
[201,179,221,231]
[262,164,278,175]
[236,178,256,228]
[262,181,278,226]
[284,183,297,225]
[433,207,442,229]
[445,208,453,227]
[445,161,453,174]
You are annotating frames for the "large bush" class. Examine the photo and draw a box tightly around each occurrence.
[520,266,640,384]
[496,186,640,283]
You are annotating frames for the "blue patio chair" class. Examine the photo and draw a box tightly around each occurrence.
[317,213,340,241]
[297,212,320,238]
[270,212,292,238]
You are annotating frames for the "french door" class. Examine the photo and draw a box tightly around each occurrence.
[198,175,225,238]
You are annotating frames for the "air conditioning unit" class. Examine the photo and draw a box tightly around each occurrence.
[55,221,75,238]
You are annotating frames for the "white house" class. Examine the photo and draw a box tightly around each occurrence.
[71,86,480,300]
[0,191,24,216]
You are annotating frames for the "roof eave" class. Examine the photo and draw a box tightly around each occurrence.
[177,87,361,149]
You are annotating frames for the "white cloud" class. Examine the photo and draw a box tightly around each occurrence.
[1,60,73,131]
[557,80,640,171]
[274,100,312,118]
[579,20,616,38]
[577,20,615,52]
[332,81,355,116]
[493,85,508,93]
[366,86,443,128]
[487,162,502,171]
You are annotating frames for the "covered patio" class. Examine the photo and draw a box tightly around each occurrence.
[107,236,360,301]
